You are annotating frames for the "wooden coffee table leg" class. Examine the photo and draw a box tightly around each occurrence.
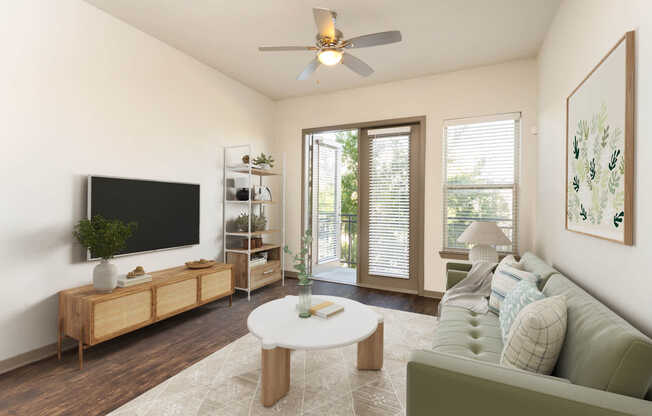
[261,347,290,407]
[357,321,384,370]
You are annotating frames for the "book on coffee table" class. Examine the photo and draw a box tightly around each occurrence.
[309,299,344,319]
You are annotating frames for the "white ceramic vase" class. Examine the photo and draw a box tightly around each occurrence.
[93,259,118,292]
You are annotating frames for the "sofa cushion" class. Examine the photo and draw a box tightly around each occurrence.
[433,306,503,364]
[499,279,545,342]
[544,273,652,399]
[520,252,558,290]
[500,295,567,375]
[489,261,538,315]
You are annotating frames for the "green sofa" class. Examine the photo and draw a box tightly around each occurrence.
[407,252,652,415]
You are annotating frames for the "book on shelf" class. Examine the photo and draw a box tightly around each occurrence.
[117,274,152,287]
[307,298,344,319]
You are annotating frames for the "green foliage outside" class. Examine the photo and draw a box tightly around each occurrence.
[73,215,137,260]
[335,131,358,266]
[446,159,512,251]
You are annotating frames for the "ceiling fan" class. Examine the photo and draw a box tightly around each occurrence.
[259,8,402,80]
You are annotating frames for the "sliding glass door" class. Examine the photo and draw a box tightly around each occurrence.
[358,125,420,292]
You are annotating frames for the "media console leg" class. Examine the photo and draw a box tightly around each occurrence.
[57,319,63,360]
[261,347,290,407]
[78,339,84,370]
[357,322,384,370]
[229,295,232,307]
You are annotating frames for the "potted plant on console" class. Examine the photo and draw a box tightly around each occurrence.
[74,215,138,293]
[284,229,312,318]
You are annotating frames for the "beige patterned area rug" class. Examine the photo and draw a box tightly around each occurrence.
[109,306,437,416]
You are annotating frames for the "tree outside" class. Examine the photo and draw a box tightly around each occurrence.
[335,130,358,267]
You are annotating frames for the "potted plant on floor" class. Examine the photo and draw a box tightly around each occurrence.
[284,229,312,318]
[74,215,138,293]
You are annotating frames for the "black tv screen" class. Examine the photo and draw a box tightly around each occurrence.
[88,176,200,258]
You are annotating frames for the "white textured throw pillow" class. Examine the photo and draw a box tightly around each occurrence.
[488,256,538,315]
[500,295,567,375]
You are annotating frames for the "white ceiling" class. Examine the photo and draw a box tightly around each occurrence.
[85,0,561,100]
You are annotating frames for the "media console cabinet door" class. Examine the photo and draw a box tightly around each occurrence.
[93,290,153,342]
[156,278,198,318]
[201,269,232,301]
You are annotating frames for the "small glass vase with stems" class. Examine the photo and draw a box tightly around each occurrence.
[284,229,313,318]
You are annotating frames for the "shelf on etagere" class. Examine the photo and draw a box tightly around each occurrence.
[227,166,281,176]
[225,229,281,237]
[225,244,281,254]
[225,200,277,205]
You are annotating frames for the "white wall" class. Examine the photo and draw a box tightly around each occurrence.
[537,0,652,335]
[0,0,274,362]
[274,59,538,293]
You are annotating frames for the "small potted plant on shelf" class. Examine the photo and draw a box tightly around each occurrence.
[234,212,267,232]
[252,153,275,170]
[284,229,312,318]
[73,215,138,293]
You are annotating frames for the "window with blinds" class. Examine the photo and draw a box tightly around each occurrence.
[443,114,519,253]
[316,142,340,263]
[368,128,411,279]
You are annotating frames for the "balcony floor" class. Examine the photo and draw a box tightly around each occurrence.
[313,266,357,285]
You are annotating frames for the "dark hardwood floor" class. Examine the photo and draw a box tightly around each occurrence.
[0,279,437,416]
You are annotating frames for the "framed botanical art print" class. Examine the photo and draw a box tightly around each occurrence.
[566,31,635,245]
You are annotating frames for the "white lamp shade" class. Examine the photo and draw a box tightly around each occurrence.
[457,221,511,246]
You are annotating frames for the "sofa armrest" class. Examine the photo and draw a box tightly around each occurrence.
[407,350,652,416]
[445,262,471,290]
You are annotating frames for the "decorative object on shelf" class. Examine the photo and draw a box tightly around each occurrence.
[234,212,267,232]
[242,154,250,165]
[117,272,152,287]
[242,237,263,249]
[566,31,635,245]
[127,266,145,278]
[185,259,217,269]
[254,186,272,201]
[73,215,138,293]
[252,153,275,169]
[234,177,251,201]
[284,229,313,318]
[457,221,511,263]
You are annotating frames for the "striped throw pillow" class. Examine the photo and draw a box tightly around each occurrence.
[488,258,539,315]
[500,295,567,375]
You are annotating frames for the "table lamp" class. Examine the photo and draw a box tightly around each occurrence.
[457,221,511,263]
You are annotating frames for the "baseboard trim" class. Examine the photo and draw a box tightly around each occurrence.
[357,282,418,295]
[422,289,444,299]
[0,339,76,375]
[284,270,298,278]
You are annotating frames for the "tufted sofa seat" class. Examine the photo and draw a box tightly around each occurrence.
[433,306,503,364]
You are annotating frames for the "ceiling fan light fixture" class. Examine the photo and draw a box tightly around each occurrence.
[318,49,342,66]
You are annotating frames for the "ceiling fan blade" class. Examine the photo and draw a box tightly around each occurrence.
[313,8,336,39]
[259,46,318,51]
[341,53,374,77]
[344,30,402,48]
[297,57,320,80]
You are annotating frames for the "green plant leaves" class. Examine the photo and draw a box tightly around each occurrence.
[572,176,580,192]
[73,215,137,260]
[572,136,580,159]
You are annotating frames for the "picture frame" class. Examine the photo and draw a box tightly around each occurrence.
[565,31,635,245]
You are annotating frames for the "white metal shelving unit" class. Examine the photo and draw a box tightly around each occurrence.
[223,145,285,300]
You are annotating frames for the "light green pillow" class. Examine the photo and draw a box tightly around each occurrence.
[499,279,544,342]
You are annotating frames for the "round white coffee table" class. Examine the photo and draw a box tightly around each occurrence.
[247,295,384,407]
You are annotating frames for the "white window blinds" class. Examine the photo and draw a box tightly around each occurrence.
[316,142,340,263]
[443,114,520,253]
[368,128,411,279]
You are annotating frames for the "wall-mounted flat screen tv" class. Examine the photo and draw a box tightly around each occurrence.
[88,176,200,259]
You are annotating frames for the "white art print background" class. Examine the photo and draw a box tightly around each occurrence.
[567,41,626,242]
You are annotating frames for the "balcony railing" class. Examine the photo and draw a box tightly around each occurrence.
[341,213,357,267]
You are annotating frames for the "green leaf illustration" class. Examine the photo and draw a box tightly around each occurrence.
[589,158,596,181]
[572,136,580,159]
[601,125,610,148]
[580,204,587,221]
[608,149,620,171]
[572,176,580,192]
[613,211,624,228]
